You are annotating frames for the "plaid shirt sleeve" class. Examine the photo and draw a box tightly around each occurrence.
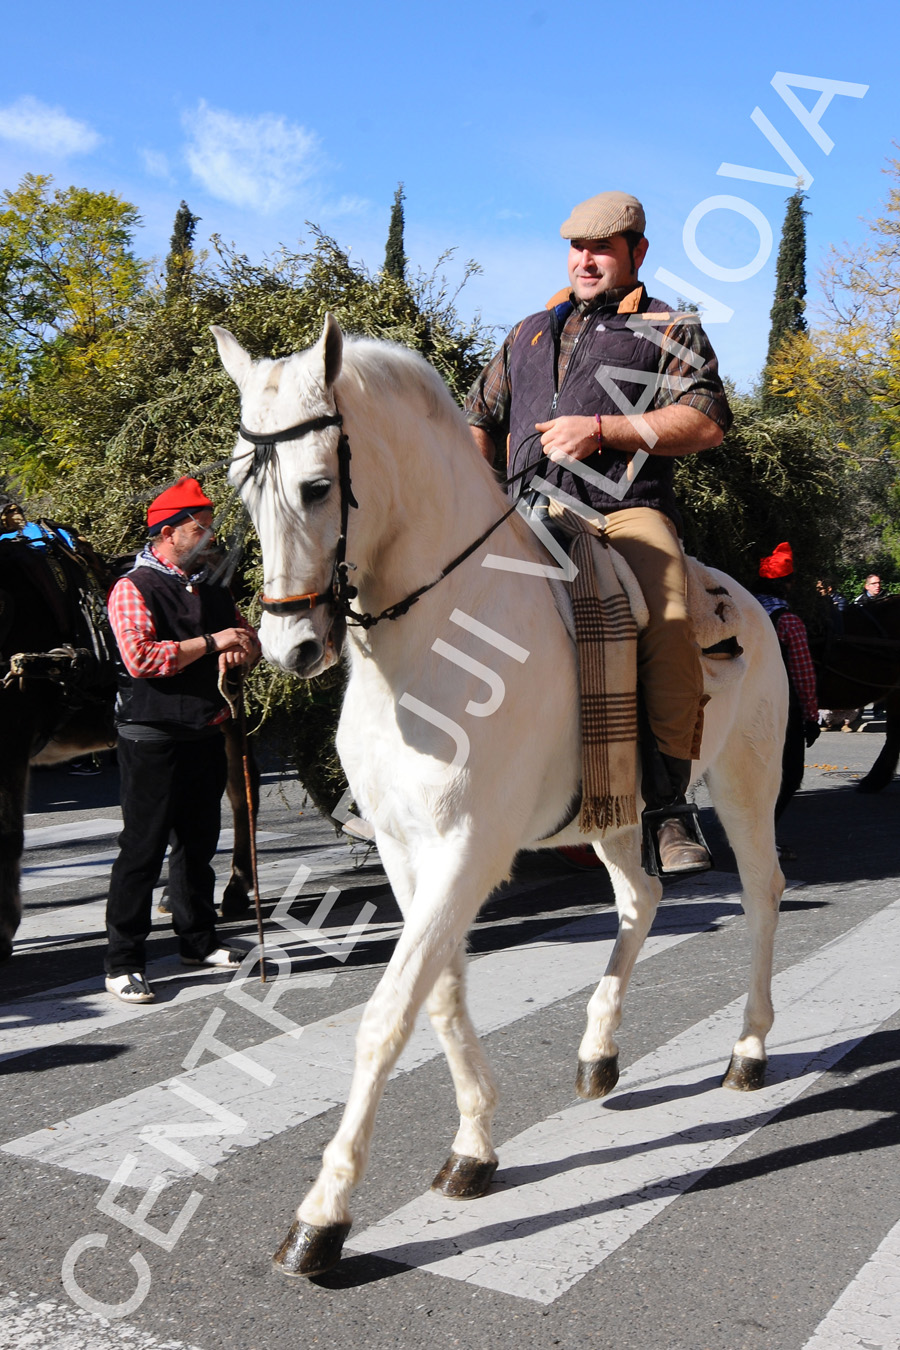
[108,577,252,679]
[652,316,733,432]
[464,325,520,436]
[776,613,819,722]
[108,577,181,678]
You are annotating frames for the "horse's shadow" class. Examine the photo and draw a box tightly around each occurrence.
[316,1029,900,1289]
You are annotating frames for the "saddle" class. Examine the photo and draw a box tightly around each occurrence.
[544,506,744,676]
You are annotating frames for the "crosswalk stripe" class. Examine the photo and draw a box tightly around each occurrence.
[19,829,288,895]
[1,876,747,1186]
[14,841,355,949]
[0,1283,203,1349]
[1,845,381,1062]
[24,818,123,849]
[801,1217,900,1349]
[345,898,900,1305]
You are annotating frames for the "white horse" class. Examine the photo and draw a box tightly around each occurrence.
[214,315,786,1279]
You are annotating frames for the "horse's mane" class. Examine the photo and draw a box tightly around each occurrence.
[337,337,472,441]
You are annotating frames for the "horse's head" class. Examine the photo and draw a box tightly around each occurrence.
[214,315,346,678]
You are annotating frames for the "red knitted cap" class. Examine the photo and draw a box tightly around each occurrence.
[759,541,794,579]
[147,477,214,533]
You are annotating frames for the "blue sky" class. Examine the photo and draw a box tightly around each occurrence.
[0,0,896,388]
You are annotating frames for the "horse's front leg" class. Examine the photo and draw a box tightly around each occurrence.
[576,825,662,1099]
[273,845,502,1278]
[0,713,31,962]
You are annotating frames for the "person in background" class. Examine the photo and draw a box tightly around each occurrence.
[103,477,261,1004]
[855,574,882,605]
[755,543,820,848]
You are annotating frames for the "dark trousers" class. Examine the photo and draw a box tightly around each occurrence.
[775,700,805,824]
[105,732,228,975]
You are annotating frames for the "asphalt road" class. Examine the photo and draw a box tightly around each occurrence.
[1,718,899,1350]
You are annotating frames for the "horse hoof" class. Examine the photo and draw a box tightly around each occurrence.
[431,1153,498,1199]
[220,881,251,919]
[855,778,885,795]
[272,1219,351,1278]
[721,1054,766,1091]
[575,1055,619,1099]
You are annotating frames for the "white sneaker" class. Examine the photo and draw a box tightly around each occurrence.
[181,946,245,969]
[105,972,154,1003]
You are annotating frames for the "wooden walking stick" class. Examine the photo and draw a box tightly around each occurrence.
[221,667,266,983]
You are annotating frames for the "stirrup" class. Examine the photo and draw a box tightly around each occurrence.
[640,801,713,878]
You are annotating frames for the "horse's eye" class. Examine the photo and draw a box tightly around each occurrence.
[301,479,332,506]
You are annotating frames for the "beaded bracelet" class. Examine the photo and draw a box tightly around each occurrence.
[595,414,603,449]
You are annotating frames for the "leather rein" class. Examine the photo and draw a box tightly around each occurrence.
[237,407,530,632]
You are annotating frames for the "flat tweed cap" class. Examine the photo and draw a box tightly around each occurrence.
[560,191,646,240]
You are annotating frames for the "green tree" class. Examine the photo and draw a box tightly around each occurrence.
[767,156,900,578]
[384,183,407,281]
[15,226,491,813]
[0,173,146,491]
[165,200,201,298]
[763,188,808,404]
[675,387,843,605]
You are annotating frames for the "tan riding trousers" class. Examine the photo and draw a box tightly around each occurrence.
[602,507,704,762]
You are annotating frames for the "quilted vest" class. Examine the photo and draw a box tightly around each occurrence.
[507,294,680,522]
[114,565,237,731]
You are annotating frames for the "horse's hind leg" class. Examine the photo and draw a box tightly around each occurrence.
[220,721,257,918]
[576,825,663,1099]
[706,746,784,1091]
[427,941,499,1198]
[857,693,900,793]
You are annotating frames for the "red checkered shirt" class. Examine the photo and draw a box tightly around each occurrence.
[108,549,252,690]
[774,612,818,723]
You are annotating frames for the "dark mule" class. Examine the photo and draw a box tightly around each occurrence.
[811,596,900,793]
[0,506,257,962]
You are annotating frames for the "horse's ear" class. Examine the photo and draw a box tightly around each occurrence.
[316,312,343,388]
[211,325,253,390]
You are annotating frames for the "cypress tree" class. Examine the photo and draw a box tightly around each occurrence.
[384,183,407,280]
[165,200,201,297]
[764,188,808,398]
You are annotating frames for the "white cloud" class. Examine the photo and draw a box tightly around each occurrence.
[141,148,172,180]
[182,101,321,213]
[0,95,100,156]
[328,194,372,218]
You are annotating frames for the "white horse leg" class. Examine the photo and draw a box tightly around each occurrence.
[706,746,784,1090]
[575,825,663,1098]
[273,845,509,1278]
[426,941,499,1198]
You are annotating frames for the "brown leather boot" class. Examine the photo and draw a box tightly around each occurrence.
[640,747,713,877]
[656,815,712,874]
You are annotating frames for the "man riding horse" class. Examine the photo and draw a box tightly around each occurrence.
[464,190,732,875]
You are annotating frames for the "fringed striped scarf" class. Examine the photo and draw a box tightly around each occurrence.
[549,504,639,834]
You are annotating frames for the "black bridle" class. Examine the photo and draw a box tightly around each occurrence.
[237,412,359,618]
[236,409,541,632]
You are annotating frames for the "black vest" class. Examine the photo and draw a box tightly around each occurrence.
[507,295,682,523]
[115,564,236,732]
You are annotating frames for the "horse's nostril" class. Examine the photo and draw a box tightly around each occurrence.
[293,640,323,673]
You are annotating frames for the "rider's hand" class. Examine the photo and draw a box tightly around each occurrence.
[535,416,600,463]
